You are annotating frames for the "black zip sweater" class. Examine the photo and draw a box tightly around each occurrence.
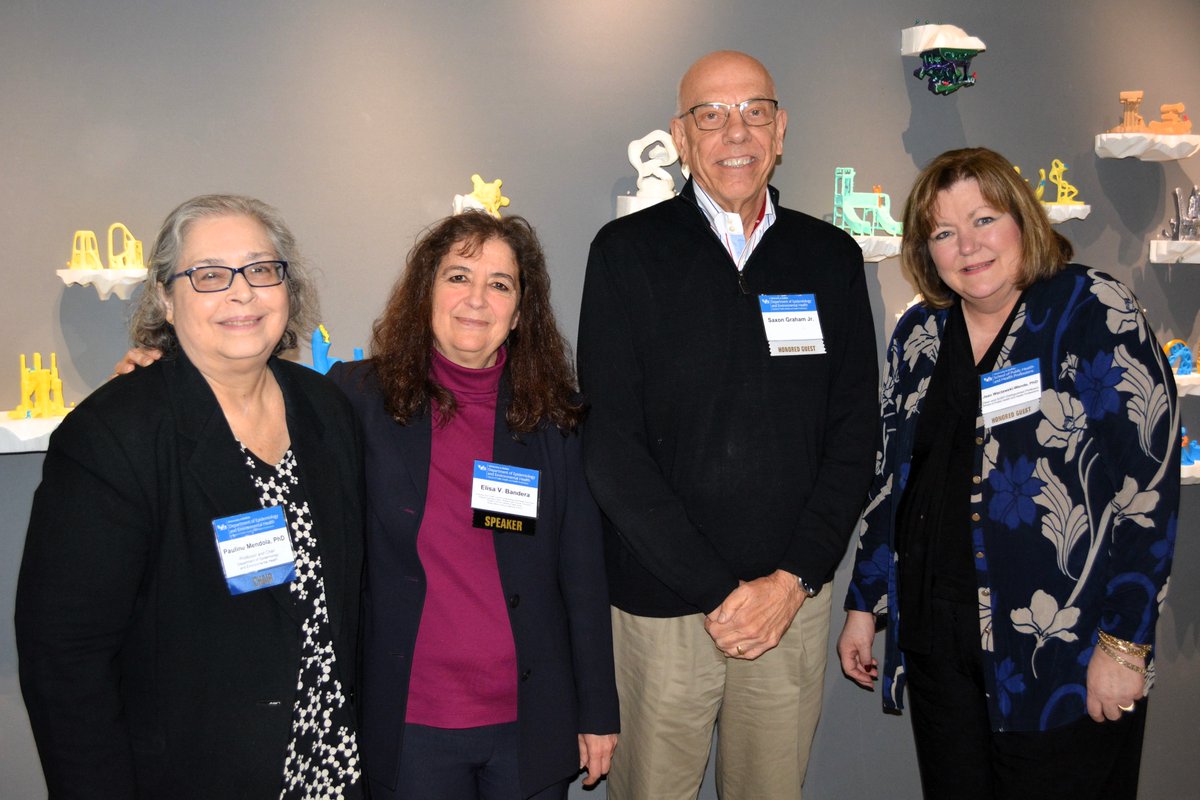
[577,179,879,617]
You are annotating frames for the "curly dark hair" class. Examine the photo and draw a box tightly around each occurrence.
[370,212,584,432]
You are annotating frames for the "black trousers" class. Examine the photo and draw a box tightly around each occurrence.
[368,721,570,800]
[903,597,1146,800]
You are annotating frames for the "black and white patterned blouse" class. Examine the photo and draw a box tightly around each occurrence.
[242,446,363,800]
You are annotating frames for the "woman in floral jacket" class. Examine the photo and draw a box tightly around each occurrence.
[837,148,1178,800]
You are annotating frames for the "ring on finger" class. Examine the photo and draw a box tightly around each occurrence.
[736,645,744,655]
[1118,702,1135,712]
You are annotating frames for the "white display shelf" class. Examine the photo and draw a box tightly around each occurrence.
[1045,204,1091,223]
[900,24,985,56]
[57,268,147,300]
[855,235,901,263]
[616,193,673,218]
[1150,240,1200,264]
[0,416,63,454]
[1174,373,1200,395]
[1094,133,1200,161]
[1182,463,1200,485]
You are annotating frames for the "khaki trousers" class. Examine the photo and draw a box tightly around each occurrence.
[607,589,832,800]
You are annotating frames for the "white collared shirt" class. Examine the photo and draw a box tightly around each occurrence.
[692,182,777,272]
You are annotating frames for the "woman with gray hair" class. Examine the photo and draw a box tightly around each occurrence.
[16,195,365,799]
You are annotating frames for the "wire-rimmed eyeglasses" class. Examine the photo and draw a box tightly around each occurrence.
[678,98,779,131]
[166,260,289,293]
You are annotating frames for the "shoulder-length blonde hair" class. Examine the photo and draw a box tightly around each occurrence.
[129,194,317,356]
[901,147,1074,308]
[370,212,584,433]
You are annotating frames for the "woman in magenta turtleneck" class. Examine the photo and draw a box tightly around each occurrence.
[329,212,619,800]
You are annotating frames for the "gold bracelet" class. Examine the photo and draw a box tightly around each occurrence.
[1098,641,1147,676]
[1098,630,1151,658]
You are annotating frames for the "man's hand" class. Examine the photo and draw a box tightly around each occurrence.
[704,570,805,659]
[836,610,879,689]
[110,347,162,379]
[1086,645,1145,722]
[578,732,618,787]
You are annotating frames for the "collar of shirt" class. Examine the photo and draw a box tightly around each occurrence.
[692,182,776,271]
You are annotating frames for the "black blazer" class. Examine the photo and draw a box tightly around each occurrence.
[329,360,619,797]
[16,353,364,799]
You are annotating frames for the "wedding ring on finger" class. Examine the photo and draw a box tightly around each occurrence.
[1118,703,1135,712]
[736,645,745,656]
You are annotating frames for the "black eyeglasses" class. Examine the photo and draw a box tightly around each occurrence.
[166,260,289,293]
[679,98,779,131]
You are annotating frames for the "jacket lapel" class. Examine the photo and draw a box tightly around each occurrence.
[393,406,433,510]
[170,354,303,625]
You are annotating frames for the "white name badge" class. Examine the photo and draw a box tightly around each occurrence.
[980,358,1042,428]
[212,506,296,595]
[759,294,825,356]
[471,460,540,535]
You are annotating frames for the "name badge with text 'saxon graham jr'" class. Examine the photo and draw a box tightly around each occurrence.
[759,294,825,356]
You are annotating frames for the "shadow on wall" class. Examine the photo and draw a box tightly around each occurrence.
[1158,498,1199,652]
[1054,147,1105,254]
[56,285,140,394]
[901,73,968,172]
[1095,158,1166,262]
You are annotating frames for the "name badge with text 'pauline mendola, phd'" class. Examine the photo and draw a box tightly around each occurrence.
[211,506,296,595]
[980,358,1042,428]
[759,294,825,356]
[471,460,539,535]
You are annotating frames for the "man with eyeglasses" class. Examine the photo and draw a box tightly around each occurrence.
[577,50,878,798]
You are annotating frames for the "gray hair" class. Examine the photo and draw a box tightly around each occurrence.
[129,194,319,356]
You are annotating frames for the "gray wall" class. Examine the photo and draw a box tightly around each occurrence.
[2,1,1198,797]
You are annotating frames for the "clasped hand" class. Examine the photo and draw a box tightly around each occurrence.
[704,570,805,660]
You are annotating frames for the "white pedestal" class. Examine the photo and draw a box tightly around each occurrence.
[1094,133,1200,161]
[1149,240,1200,264]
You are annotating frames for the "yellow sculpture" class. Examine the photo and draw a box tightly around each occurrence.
[1016,161,1081,205]
[1014,166,1047,201]
[468,174,510,218]
[107,222,145,270]
[58,222,148,300]
[66,230,103,270]
[1046,159,1082,205]
[8,352,74,420]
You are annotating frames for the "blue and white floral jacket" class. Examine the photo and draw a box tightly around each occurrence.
[846,265,1179,732]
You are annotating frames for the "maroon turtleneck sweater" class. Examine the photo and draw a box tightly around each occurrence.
[405,347,518,728]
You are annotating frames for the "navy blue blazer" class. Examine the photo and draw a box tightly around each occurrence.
[329,360,619,797]
[16,353,365,799]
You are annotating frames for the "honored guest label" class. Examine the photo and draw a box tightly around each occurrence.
[759,294,825,356]
[980,358,1042,428]
[471,460,539,535]
[211,506,296,595]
